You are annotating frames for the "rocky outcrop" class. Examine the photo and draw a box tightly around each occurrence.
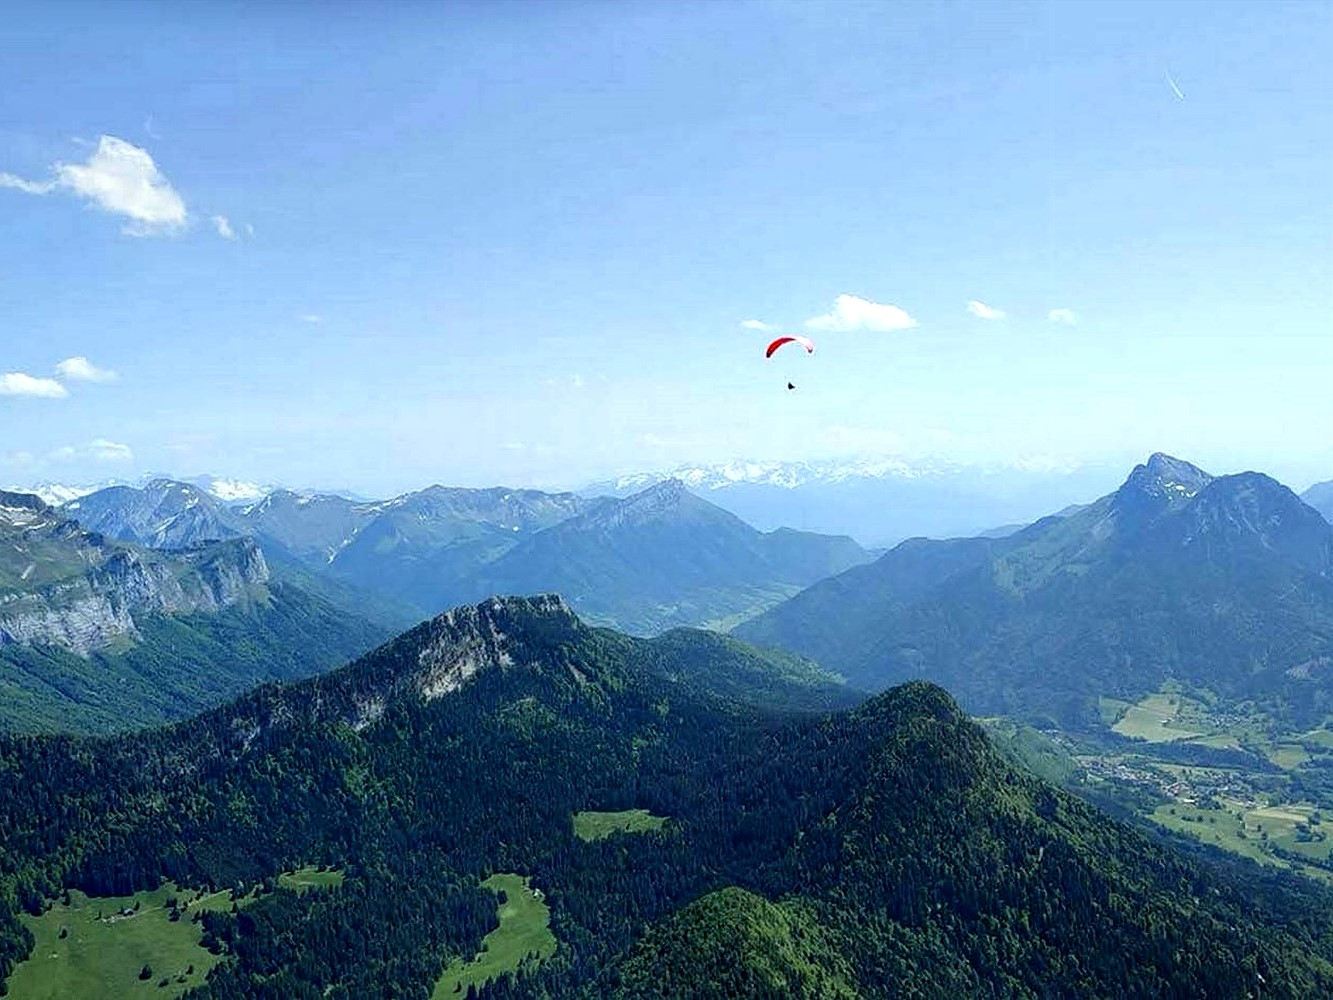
[0,538,269,655]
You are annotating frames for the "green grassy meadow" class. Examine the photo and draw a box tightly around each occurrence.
[6,883,235,1000]
[431,873,556,998]
[277,866,345,893]
[572,808,668,842]
[4,867,342,1000]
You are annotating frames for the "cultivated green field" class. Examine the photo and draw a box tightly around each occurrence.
[4,867,343,1000]
[1111,691,1203,742]
[1150,801,1332,881]
[431,873,556,998]
[1186,732,1242,750]
[573,808,668,842]
[1265,744,1311,769]
[1297,727,1333,750]
[1097,696,1130,727]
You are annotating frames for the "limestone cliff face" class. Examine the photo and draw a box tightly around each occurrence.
[0,535,269,655]
[173,594,583,760]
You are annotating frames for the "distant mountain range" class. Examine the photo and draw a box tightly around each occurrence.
[461,480,870,633]
[587,457,1133,545]
[737,453,1333,726]
[56,477,871,636]
[9,473,276,507]
[14,452,1333,735]
[23,456,1333,548]
[0,474,870,731]
[3,595,1331,998]
[1304,479,1333,523]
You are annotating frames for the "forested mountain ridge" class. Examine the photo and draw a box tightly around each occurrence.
[737,454,1333,725]
[2,596,1332,998]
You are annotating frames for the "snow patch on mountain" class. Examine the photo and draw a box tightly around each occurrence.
[6,474,277,508]
[183,476,275,504]
[598,456,1083,494]
[5,482,116,505]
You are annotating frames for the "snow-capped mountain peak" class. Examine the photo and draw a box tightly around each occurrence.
[182,475,275,504]
[604,457,937,494]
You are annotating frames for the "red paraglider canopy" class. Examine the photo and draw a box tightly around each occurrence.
[764,335,815,358]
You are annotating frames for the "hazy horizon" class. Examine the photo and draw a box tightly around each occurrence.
[5,447,1329,514]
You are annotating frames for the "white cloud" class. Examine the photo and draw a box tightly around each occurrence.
[967,300,1005,320]
[88,439,134,462]
[0,135,187,236]
[804,294,917,332]
[740,319,778,332]
[49,439,134,463]
[299,314,324,324]
[211,214,236,240]
[1048,308,1077,325]
[55,356,118,383]
[0,373,68,398]
[0,173,56,195]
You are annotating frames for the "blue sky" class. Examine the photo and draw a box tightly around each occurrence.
[1,0,1330,496]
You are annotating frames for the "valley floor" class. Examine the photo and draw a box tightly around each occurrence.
[988,685,1333,884]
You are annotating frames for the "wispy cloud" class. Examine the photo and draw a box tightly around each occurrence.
[0,373,68,398]
[1166,72,1185,102]
[49,439,134,463]
[0,173,55,195]
[0,135,188,236]
[740,319,778,332]
[1047,308,1077,325]
[542,374,587,390]
[967,300,1005,320]
[55,356,118,383]
[805,294,917,332]
[211,214,237,240]
[299,314,324,324]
